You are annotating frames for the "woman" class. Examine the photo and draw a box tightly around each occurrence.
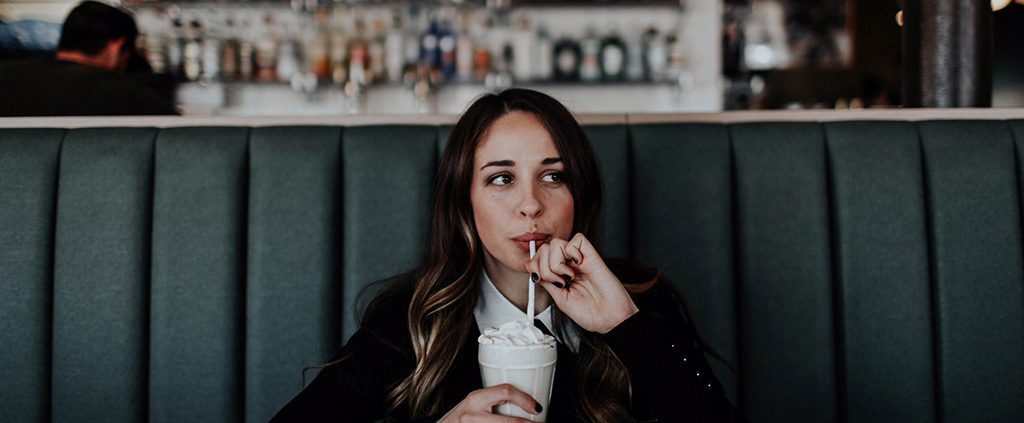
[272,89,742,422]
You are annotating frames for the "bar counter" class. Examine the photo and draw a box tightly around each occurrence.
[2,108,1024,128]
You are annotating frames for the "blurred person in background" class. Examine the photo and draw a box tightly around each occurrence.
[0,1,177,116]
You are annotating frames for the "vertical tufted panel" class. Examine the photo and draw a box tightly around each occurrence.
[919,121,1024,423]
[630,123,738,402]
[585,125,630,258]
[52,128,156,422]
[1011,119,1024,422]
[341,126,436,340]
[438,124,454,158]
[246,127,342,423]
[731,123,837,423]
[149,128,248,422]
[824,122,936,423]
[0,129,63,423]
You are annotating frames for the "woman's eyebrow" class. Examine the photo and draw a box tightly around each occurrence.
[479,157,562,170]
[480,160,514,170]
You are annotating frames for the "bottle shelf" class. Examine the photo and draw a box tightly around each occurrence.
[175,80,721,116]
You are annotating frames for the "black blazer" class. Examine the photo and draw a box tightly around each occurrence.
[272,260,743,422]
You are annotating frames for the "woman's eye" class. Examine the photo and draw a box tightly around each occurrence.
[489,174,513,186]
[541,172,565,183]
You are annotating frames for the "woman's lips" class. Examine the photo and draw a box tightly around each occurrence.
[512,233,551,252]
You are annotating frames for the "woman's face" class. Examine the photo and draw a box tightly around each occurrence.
[470,111,575,277]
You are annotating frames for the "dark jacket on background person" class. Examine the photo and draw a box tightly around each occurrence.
[271,259,743,422]
[0,57,177,116]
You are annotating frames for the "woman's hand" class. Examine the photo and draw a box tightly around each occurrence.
[438,384,541,423]
[527,233,639,334]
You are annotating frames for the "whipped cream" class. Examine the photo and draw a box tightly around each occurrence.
[478,316,556,347]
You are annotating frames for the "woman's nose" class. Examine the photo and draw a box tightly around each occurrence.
[519,183,542,218]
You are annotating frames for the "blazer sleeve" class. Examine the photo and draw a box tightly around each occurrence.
[269,325,412,423]
[601,284,744,422]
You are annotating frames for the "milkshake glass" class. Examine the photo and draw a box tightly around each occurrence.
[478,317,558,422]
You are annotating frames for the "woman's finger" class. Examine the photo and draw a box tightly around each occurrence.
[537,275,567,295]
[470,384,541,416]
[564,242,583,267]
[536,243,561,285]
[568,233,595,266]
[549,240,575,283]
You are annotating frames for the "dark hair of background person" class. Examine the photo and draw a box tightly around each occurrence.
[352,88,639,421]
[56,1,137,55]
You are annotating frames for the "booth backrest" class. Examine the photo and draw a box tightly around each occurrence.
[2,119,1023,423]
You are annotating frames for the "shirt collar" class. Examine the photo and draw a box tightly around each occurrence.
[474,268,580,351]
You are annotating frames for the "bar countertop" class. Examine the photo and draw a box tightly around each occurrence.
[1,108,1023,128]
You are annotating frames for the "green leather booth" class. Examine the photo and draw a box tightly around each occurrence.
[2,117,1023,422]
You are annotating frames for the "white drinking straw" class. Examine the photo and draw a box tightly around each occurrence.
[527,240,536,322]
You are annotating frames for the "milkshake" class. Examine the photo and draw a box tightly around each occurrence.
[478,317,558,422]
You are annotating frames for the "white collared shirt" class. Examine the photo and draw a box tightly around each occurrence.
[474,269,581,352]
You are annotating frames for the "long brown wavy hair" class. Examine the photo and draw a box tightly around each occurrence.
[368,88,635,421]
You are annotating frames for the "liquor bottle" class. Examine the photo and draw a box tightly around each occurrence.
[533,24,553,82]
[472,10,494,81]
[420,14,440,71]
[473,44,492,82]
[578,28,601,83]
[599,28,627,82]
[276,15,301,84]
[384,9,405,83]
[403,6,424,73]
[511,14,532,83]
[221,17,241,80]
[141,32,167,75]
[484,42,513,90]
[665,29,686,82]
[238,17,255,81]
[368,19,386,83]
[438,17,457,81]
[137,8,168,75]
[308,9,331,80]
[254,13,278,82]
[328,11,348,85]
[182,19,202,82]
[348,18,368,85]
[721,19,744,80]
[166,17,184,79]
[200,14,221,81]
[277,39,300,84]
[551,37,579,82]
[201,36,221,81]
[455,9,474,81]
[641,25,668,81]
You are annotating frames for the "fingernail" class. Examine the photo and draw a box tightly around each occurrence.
[535,402,543,413]
[553,282,564,289]
[571,257,578,264]
[562,275,572,284]
[531,273,539,282]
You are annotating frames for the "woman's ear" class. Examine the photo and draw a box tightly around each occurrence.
[105,37,129,71]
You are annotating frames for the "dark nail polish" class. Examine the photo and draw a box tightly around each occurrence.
[562,275,572,284]
[535,402,543,413]
[553,282,564,289]
[531,273,539,282]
